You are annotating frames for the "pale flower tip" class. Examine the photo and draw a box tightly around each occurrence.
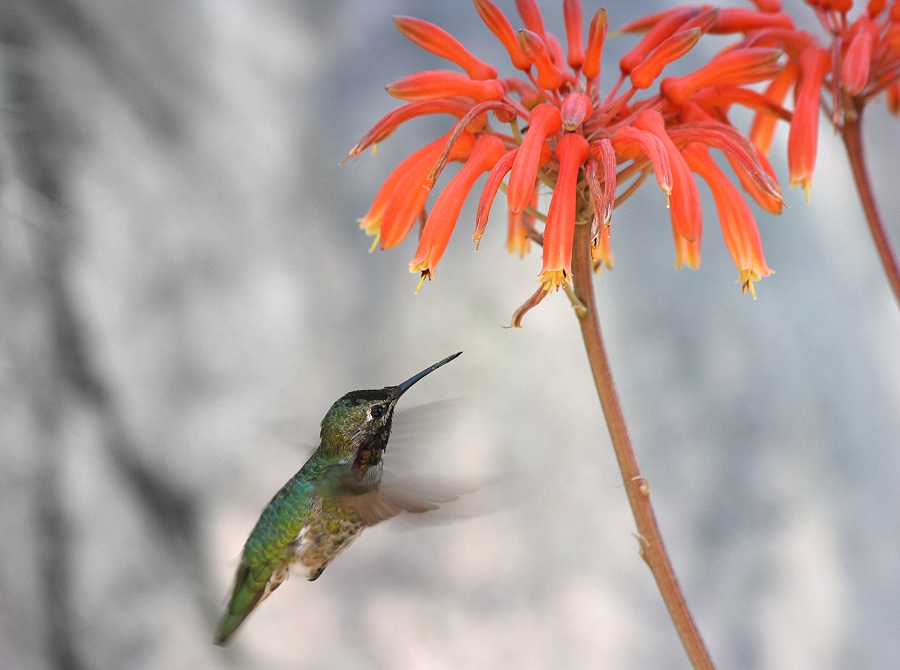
[539,269,571,292]
[740,277,758,299]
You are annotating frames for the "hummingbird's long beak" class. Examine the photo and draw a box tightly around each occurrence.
[397,352,462,395]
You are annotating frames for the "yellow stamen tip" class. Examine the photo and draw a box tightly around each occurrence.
[414,271,430,294]
[368,232,380,253]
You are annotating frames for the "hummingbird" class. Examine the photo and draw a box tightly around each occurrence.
[214,352,462,645]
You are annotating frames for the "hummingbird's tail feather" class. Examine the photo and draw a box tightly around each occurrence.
[213,562,286,646]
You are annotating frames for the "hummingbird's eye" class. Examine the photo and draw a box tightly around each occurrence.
[370,405,384,419]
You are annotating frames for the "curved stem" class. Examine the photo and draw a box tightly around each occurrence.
[570,223,715,670]
[841,102,900,308]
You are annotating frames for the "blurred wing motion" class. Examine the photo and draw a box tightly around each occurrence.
[339,481,463,526]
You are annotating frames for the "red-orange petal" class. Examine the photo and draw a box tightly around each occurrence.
[634,110,703,242]
[842,20,875,96]
[708,9,794,34]
[887,81,900,116]
[563,0,585,70]
[474,0,531,70]
[540,133,591,290]
[515,0,548,41]
[617,7,688,34]
[630,28,702,90]
[683,142,771,296]
[788,47,830,199]
[386,70,506,102]
[612,126,673,196]
[381,131,476,249]
[346,99,475,161]
[410,135,507,279]
[752,0,782,11]
[619,6,701,75]
[868,0,886,16]
[474,148,518,244]
[591,220,614,271]
[518,30,565,90]
[729,146,783,215]
[508,104,563,213]
[506,190,537,259]
[749,59,798,154]
[560,92,593,130]
[359,137,447,239]
[393,16,498,80]
[666,119,782,203]
[583,9,608,81]
[661,47,784,105]
[589,139,617,230]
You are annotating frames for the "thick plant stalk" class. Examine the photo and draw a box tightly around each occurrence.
[842,102,900,308]
[570,222,715,670]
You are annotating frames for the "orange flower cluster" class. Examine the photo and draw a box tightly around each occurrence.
[727,0,900,200]
[348,0,788,305]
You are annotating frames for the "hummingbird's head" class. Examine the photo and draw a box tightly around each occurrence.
[318,353,462,472]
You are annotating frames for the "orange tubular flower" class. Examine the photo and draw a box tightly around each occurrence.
[560,92,593,130]
[507,188,539,258]
[516,0,548,41]
[562,0,585,70]
[346,99,476,161]
[589,139,617,232]
[582,8,607,81]
[359,133,457,243]
[841,18,875,96]
[749,61,799,154]
[540,133,591,290]
[592,220,614,271]
[634,110,702,242]
[410,135,507,285]
[508,104,562,213]
[708,9,794,34]
[888,81,900,115]
[661,47,784,105]
[612,126,673,197]
[630,28,702,90]
[788,47,830,200]
[349,1,786,313]
[683,143,772,297]
[620,6,701,75]
[473,0,531,70]
[474,149,518,246]
[386,70,506,102]
[393,16,498,80]
[380,131,476,250]
[517,30,566,90]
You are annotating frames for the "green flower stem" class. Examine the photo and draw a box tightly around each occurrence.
[842,101,900,308]
[571,223,715,670]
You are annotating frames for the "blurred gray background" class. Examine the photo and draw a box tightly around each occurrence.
[1,0,898,668]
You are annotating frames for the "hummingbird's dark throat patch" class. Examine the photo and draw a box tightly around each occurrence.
[352,421,391,477]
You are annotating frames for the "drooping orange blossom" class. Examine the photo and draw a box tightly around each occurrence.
[347,0,787,314]
[340,4,810,669]
[716,0,900,303]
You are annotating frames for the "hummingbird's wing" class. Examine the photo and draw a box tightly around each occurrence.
[338,483,462,526]
[315,462,463,526]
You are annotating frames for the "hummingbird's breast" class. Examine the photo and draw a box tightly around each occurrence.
[292,503,366,581]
